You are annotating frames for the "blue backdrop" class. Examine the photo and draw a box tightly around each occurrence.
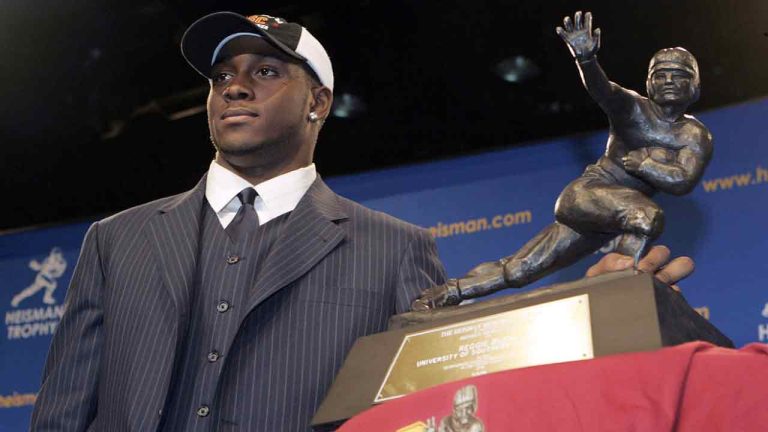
[2,97,768,430]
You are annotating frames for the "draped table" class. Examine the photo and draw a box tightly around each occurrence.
[337,342,768,431]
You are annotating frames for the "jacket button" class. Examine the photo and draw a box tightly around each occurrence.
[217,301,230,313]
[196,405,210,417]
[226,255,240,264]
[207,351,221,362]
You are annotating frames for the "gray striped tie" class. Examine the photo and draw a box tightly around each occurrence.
[226,188,259,241]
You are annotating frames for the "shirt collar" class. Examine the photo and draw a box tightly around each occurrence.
[205,160,317,217]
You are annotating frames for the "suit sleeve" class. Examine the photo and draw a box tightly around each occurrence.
[31,222,105,431]
[395,228,447,314]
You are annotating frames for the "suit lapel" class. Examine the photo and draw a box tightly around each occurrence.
[245,178,347,313]
[146,175,207,321]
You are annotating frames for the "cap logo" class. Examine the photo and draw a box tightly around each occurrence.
[248,15,269,25]
[247,15,286,30]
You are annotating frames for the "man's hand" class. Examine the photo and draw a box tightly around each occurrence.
[586,245,694,291]
[556,11,601,62]
[411,279,462,311]
[622,149,648,174]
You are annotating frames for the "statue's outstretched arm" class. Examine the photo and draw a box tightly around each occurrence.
[557,12,634,115]
[623,131,713,195]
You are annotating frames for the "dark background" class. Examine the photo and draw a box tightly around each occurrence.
[3,0,768,231]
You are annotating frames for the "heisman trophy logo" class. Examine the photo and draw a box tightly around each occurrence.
[10,248,67,308]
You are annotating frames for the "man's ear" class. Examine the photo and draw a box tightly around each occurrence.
[309,86,333,122]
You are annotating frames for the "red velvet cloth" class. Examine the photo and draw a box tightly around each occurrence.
[338,342,768,431]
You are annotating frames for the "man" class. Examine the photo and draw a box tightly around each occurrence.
[31,12,445,431]
[31,10,691,431]
[413,11,707,309]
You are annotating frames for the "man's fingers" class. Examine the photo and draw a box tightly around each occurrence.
[585,12,593,34]
[574,11,583,30]
[586,252,633,277]
[586,245,694,291]
[637,245,671,273]
[654,256,695,286]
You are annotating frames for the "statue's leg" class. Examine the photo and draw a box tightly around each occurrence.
[500,222,610,288]
[555,176,663,260]
[456,222,608,298]
[414,220,608,308]
[456,175,662,300]
[614,234,649,264]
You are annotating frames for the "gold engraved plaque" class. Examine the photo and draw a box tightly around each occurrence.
[375,294,593,402]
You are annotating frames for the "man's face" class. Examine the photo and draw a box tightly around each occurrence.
[207,37,313,170]
[648,66,695,106]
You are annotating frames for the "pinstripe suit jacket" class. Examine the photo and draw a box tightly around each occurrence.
[31,175,446,431]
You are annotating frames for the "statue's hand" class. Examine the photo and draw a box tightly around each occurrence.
[556,11,601,61]
[411,279,462,311]
[622,149,647,174]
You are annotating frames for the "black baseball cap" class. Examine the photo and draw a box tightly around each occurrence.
[181,12,334,90]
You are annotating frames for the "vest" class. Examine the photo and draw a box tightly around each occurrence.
[160,204,288,431]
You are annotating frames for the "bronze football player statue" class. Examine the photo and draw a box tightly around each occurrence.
[413,11,712,310]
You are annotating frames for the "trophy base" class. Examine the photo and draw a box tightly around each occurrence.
[390,270,731,349]
[311,271,732,431]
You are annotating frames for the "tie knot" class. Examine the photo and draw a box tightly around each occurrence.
[237,188,257,206]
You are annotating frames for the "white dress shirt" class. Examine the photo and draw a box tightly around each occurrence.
[205,160,317,229]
